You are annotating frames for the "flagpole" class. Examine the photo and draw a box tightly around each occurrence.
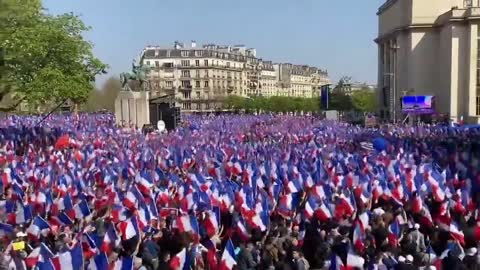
[36,99,68,126]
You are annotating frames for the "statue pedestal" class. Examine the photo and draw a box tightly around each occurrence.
[114,91,150,127]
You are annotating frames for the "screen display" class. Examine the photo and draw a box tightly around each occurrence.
[401,96,435,114]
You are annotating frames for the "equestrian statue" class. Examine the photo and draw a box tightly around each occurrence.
[120,51,151,91]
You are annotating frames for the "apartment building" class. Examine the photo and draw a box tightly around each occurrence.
[141,41,329,112]
[277,64,329,98]
[259,61,279,97]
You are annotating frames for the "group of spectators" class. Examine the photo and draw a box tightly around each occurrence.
[0,114,477,270]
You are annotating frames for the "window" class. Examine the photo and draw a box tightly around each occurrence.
[195,60,200,67]
[204,81,209,88]
[181,51,189,57]
[205,70,209,77]
[181,70,190,77]
[195,51,203,57]
[182,102,191,110]
[164,63,173,68]
[196,91,201,99]
[181,80,191,88]
[183,91,191,99]
[477,96,480,115]
[226,62,230,67]
[146,61,151,66]
[195,70,200,78]
[166,81,173,88]
[155,61,159,67]
[181,60,190,67]
[196,81,201,88]
[204,60,209,66]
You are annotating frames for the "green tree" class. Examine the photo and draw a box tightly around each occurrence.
[83,77,122,112]
[0,0,107,112]
[222,95,320,113]
[329,91,353,111]
[224,95,247,109]
[98,77,122,111]
[351,88,377,112]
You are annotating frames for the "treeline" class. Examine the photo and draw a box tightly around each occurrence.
[82,77,122,112]
[223,89,377,113]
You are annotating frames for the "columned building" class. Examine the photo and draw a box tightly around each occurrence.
[376,0,480,123]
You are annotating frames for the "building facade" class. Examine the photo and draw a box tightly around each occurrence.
[141,41,329,112]
[376,0,480,123]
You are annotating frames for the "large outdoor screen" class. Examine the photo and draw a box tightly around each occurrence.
[401,95,435,114]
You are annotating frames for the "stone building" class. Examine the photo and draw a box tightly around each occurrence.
[141,41,329,112]
[376,0,480,123]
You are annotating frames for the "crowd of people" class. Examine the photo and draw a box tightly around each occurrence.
[0,113,479,270]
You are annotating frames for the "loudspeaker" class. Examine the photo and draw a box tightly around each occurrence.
[149,102,181,131]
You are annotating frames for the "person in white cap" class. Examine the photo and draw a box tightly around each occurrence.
[395,255,417,270]
[463,247,479,270]
[408,223,426,253]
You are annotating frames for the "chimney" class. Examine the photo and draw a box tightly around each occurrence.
[191,40,197,48]
[174,41,181,49]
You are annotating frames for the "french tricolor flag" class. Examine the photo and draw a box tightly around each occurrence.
[26,216,50,238]
[388,219,401,246]
[236,218,250,241]
[53,194,73,213]
[111,256,134,270]
[26,243,55,268]
[135,172,153,196]
[312,201,330,222]
[0,223,14,237]
[50,244,83,270]
[352,221,365,252]
[8,202,32,225]
[204,210,220,238]
[52,212,74,226]
[117,216,140,241]
[304,197,318,219]
[101,224,120,253]
[82,233,99,260]
[111,204,128,223]
[170,248,190,270]
[330,254,344,270]
[87,252,109,270]
[74,199,91,220]
[219,239,237,270]
[123,185,143,210]
[411,192,423,214]
[450,221,465,245]
[287,178,303,194]
[176,215,199,235]
[137,201,151,232]
[346,251,365,269]
[312,185,326,200]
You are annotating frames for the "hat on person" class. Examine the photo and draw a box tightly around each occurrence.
[414,223,420,230]
[466,247,477,256]
[398,256,405,262]
[16,232,27,237]
[406,255,413,263]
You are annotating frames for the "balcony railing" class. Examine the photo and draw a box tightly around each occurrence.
[179,86,192,91]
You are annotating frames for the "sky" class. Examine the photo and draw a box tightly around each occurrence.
[42,0,385,87]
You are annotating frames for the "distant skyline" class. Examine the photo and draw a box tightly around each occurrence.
[42,0,385,87]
